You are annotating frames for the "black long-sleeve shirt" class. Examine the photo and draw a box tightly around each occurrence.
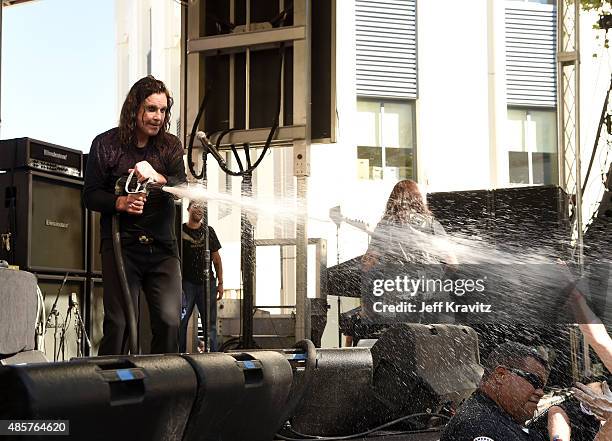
[83,127,186,245]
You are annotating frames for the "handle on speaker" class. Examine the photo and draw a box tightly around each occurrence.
[96,360,146,406]
[232,355,264,385]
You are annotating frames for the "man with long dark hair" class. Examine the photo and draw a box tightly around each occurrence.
[84,76,186,355]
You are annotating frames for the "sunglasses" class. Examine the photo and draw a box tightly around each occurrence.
[504,367,545,390]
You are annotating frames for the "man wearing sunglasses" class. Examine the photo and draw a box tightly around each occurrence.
[441,342,549,441]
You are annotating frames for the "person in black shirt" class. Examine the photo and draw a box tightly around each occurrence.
[441,342,549,441]
[179,201,223,352]
[83,75,186,355]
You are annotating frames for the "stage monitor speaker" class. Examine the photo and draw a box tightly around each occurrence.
[0,170,86,273]
[291,324,482,437]
[0,269,38,356]
[177,351,294,441]
[36,274,87,361]
[368,324,482,417]
[290,348,374,436]
[0,355,197,441]
[216,351,293,441]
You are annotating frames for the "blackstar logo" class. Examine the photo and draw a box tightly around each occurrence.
[43,149,68,160]
[45,219,69,229]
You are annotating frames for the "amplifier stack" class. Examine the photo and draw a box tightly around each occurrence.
[0,137,92,359]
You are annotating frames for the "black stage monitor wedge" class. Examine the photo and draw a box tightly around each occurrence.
[0,355,197,441]
[291,324,482,437]
[0,137,83,179]
[0,170,86,274]
[180,353,252,441]
[368,324,482,420]
[290,347,374,436]
[182,350,293,441]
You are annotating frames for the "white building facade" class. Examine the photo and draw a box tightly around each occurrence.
[118,0,612,347]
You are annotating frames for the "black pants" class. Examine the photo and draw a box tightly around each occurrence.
[99,239,181,355]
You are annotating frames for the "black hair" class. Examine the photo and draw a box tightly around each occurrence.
[483,342,550,379]
[118,75,173,148]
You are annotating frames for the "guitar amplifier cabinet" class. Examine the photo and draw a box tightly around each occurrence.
[0,169,86,274]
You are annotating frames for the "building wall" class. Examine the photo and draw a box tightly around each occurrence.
[115,0,181,135]
[117,1,611,347]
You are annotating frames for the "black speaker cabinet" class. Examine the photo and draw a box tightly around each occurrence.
[428,189,493,238]
[0,170,86,273]
[88,210,102,275]
[36,274,87,361]
[428,185,570,258]
[492,185,570,257]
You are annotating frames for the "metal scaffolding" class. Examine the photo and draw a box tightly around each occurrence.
[557,0,583,264]
[180,0,312,348]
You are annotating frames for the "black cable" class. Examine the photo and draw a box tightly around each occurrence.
[231,144,244,171]
[112,214,139,355]
[219,336,241,352]
[243,142,252,169]
[280,427,442,441]
[277,413,449,441]
[269,3,294,28]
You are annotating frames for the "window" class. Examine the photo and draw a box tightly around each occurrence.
[507,108,558,185]
[356,99,416,181]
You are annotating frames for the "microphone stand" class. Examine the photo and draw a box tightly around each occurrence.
[330,206,343,347]
[50,309,60,362]
[70,293,91,357]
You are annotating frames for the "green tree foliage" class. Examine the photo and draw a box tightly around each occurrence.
[580,0,611,13]
[579,0,612,51]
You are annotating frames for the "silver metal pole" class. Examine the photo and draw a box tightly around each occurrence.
[293,0,311,341]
